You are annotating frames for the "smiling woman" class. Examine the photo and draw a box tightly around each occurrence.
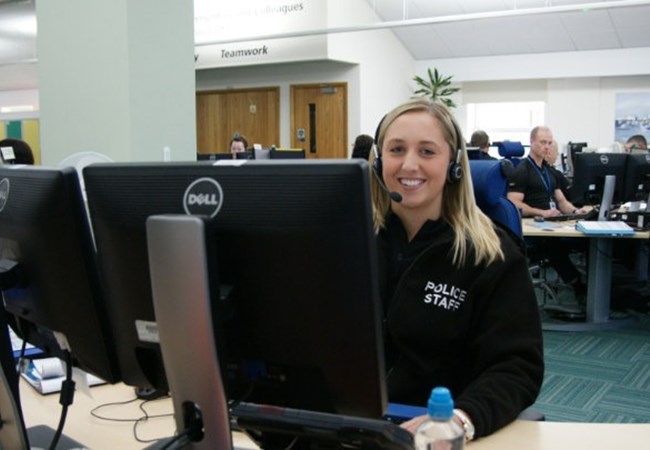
[369,97,544,441]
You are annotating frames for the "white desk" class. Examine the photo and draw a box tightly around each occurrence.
[523,218,649,331]
[18,380,650,449]
[19,380,257,449]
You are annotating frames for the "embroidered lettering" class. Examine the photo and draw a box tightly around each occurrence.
[423,281,467,311]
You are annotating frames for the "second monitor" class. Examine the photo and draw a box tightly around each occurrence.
[569,152,627,207]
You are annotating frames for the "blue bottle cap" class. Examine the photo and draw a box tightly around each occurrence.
[426,386,454,420]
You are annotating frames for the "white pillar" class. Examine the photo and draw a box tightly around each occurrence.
[36,0,196,164]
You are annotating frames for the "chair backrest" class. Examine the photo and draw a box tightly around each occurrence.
[469,159,522,239]
[495,141,525,167]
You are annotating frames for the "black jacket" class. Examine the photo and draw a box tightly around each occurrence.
[377,215,544,438]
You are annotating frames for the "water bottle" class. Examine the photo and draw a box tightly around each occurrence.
[414,387,465,450]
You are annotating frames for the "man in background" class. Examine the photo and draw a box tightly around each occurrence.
[470,130,496,160]
[625,134,648,152]
[508,126,588,299]
[351,134,373,160]
[545,140,571,199]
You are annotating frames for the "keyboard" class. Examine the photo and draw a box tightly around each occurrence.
[230,402,414,449]
[543,209,598,222]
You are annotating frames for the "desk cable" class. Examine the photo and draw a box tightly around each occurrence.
[89,393,174,444]
[49,350,75,450]
[14,341,75,450]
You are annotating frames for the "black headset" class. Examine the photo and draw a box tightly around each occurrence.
[372,113,464,185]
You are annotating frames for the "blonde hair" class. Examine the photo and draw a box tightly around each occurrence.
[369,97,504,267]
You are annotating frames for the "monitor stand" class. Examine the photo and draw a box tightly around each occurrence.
[598,174,616,221]
[146,215,233,449]
[27,425,85,449]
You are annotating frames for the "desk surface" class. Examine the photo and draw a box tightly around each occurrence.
[522,218,650,239]
[19,380,650,449]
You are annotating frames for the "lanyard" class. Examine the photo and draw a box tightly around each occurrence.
[526,156,554,197]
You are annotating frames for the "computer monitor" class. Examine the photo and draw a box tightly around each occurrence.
[269,148,306,159]
[83,160,387,418]
[567,141,587,175]
[234,150,254,160]
[197,152,233,161]
[0,166,119,383]
[569,152,627,207]
[253,148,271,160]
[623,153,650,202]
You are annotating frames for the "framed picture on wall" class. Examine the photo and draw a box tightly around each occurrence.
[615,92,650,145]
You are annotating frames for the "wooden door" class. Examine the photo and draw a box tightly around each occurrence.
[290,83,348,159]
[196,87,280,154]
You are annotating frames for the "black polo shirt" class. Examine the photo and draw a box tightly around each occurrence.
[508,157,563,211]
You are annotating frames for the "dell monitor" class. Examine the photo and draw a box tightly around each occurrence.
[82,160,387,418]
[0,166,119,382]
[234,150,254,160]
[623,153,650,202]
[566,141,587,175]
[269,148,306,159]
[197,152,234,161]
[569,152,627,207]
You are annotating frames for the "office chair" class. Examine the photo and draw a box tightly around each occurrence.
[0,138,34,165]
[495,141,525,168]
[468,161,546,422]
[469,159,522,240]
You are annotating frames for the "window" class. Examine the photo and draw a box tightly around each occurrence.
[466,101,545,158]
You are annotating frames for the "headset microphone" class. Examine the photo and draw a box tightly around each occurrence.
[371,164,402,202]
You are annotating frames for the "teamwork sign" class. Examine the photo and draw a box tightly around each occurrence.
[194,0,328,68]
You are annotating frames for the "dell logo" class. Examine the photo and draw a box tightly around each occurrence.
[187,193,218,206]
[0,178,9,213]
[183,178,223,218]
[599,154,609,164]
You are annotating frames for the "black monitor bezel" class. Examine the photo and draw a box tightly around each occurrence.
[0,166,119,383]
[623,153,650,202]
[569,152,627,206]
[82,160,387,418]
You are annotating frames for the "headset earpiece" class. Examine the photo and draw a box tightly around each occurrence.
[447,120,464,184]
[372,146,382,177]
[447,159,463,184]
[372,116,386,180]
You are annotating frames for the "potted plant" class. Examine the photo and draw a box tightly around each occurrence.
[413,68,460,109]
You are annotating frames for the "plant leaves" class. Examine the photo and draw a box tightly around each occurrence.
[413,67,460,108]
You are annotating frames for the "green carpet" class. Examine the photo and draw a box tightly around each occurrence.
[533,313,650,422]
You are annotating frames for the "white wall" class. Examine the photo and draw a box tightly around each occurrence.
[327,0,414,139]
[452,75,650,150]
[0,89,38,121]
[417,48,650,83]
[195,0,415,151]
[416,48,650,150]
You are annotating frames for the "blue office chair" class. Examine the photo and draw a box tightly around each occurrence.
[469,159,522,240]
[470,160,546,422]
[495,141,525,168]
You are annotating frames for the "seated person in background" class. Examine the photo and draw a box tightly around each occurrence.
[371,97,543,441]
[469,130,496,160]
[351,133,374,160]
[625,134,648,152]
[0,138,35,164]
[507,126,588,297]
[545,140,571,199]
[229,135,249,155]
